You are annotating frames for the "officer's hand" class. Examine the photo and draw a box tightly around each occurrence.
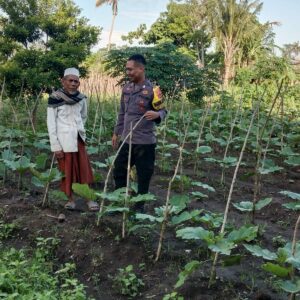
[55,151,64,159]
[145,111,160,121]
[112,133,119,150]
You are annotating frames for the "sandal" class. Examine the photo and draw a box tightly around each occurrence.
[64,201,76,210]
[87,201,99,212]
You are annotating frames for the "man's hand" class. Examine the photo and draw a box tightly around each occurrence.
[55,151,64,159]
[112,133,119,150]
[144,110,160,121]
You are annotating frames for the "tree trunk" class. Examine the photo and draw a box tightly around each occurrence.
[223,41,235,88]
[108,12,117,51]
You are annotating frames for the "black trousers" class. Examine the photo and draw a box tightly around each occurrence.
[113,143,156,195]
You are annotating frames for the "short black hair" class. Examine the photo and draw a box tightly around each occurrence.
[128,54,146,66]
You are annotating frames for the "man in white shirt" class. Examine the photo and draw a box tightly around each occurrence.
[47,68,99,211]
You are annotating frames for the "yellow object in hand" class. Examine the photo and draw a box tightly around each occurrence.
[152,86,165,111]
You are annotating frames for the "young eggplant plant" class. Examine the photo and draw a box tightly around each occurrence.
[252,80,284,223]
[220,93,243,186]
[194,100,211,174]
[97,114,146,226]
[155,119,190,262]
[208,99,260,287]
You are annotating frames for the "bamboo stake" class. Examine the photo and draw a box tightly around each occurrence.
[155,121,190,262]
[122,122,133,239]
[208,99,260,288]
[42,153,55,207]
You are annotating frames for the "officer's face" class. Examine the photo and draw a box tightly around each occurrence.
[126,60,145,83]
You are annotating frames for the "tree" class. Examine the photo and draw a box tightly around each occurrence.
[96,0,118,51]
[204,0,267,87]
[104,43,219,103]
[122,0,211,64]
[0,0,100,97]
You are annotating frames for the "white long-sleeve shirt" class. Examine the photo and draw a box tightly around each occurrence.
[47,98,87,152]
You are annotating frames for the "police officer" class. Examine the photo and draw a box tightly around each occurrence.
[112,54,167,212]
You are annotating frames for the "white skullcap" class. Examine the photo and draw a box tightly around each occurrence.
[64,67,80,77]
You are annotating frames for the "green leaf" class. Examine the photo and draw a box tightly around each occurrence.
[105,207,129,213]
[31,176,45,188]
[72,183,96,201]
[255,198,273,210]
[130,194,155,203]
[170,195,190,209]
[135,213,162,223]
[282,202,300,211]
[227,226,258,243]
[284,156,300,166]
[233,198,272,212]
[258,166,283,174]
[171,210,202,225]
[233,201,253,212]
[190,191,208,199]
[174,261,201,289]
[222,255,242,267]
[176,226,214,243]
[262,263,290,278]
[279,191,300,200]
[279,279,300,293]
[196,146,212,154]
[35,153,48,170]
[208,239,235,255]
[91,161,107,168]
[243,244,277,261]
[191,181,215,192]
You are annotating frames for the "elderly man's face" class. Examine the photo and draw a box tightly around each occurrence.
[126,60,145,83]
[62,75,80,94]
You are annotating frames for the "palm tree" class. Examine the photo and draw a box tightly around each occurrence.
[205,0,263,87]
[96,0,118,50]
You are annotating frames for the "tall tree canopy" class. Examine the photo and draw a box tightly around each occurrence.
[0,0,100,96]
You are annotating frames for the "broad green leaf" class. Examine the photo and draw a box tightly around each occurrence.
[233,201,253,212]
[280,242,300,270]
[258,166,283,174]
[174,261,201,289]
[222,255,242,267]
[0,141,11,148]
[196,146,212,154]
[105,207,129,213]
[135,213,162,223]
[191,181,215,192]
[170,195,190,209]
[282,202,300,211]
[279,147,297,156]
[279,280,300,293]
[255,198,273,210]
[223,156,237,165]
[262,263,290,278]
[243,244,277,260]
[233,198,272,212]
[285,156,300,166]
[91,161,107,168]
[171,210,202,225]
[199,213,223,228]
[31,176,45,188]
[176,226,214,242]
[72,183,96,201]
[227,226,258,243]
[35,153,48,170]
[130,194,155,203]
[208,239,235,255]
[190,191,208,199]
[279,191,300,200]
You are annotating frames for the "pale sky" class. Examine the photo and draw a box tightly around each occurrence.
[74,0,300,50]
